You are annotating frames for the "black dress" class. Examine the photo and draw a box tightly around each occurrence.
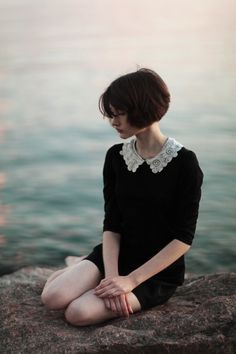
[83,137,204,310]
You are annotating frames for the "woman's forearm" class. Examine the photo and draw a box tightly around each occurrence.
[103,231,121,277]
[129,239,191,287]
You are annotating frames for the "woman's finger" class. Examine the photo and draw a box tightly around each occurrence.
[103,298,111,311]
[110,297,120,314]
[114,296,123,316]
[125,294,133,314]
[95,286,119,298]
[95,278,112,290]
[101,290,119,298]
[94,283,114,293]
[119,294,130,317]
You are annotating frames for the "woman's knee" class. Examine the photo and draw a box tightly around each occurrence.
[41,287,68,310]
[64,300,93,326]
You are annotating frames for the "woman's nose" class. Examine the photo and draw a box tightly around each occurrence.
[111,117,120,126]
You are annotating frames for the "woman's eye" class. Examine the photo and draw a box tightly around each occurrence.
[110,111,125,118]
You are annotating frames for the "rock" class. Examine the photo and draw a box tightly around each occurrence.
[0,267,235,354]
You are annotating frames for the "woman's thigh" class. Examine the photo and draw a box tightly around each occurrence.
[65,289,142,326]
[41,260,102,310]
[43,268,71,290]
[43,261,85,290]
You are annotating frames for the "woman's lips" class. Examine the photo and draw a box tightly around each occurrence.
[116,128,123,133]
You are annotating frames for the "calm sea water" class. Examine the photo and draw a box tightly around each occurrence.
[0,0,235,275]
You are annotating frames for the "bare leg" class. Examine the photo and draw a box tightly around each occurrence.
[41,260,102,310]
[64,255,87,266]
[65,289,142,326]
[41,259,142,326]
[43,268,69,290]
[43,256,87,291]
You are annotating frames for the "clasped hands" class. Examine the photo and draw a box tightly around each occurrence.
[94,275,135,317]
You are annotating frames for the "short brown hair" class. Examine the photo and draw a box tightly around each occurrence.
[98,68,170,128]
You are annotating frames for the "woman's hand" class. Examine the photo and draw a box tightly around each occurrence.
[103,294,133,317]
[94,275,136,298]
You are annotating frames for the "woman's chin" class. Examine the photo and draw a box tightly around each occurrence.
[118,132,133,139]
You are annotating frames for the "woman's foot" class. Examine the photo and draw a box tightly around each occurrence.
[64,255,87,267]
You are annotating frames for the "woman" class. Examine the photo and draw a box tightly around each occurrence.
[41,68,204,326]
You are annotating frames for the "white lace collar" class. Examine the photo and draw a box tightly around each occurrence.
[120,137,183,173]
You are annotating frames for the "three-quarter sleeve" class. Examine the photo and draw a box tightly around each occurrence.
[173,150,204,245]
[103,147,122,233]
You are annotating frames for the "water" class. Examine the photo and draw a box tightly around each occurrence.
[0,0,236,275]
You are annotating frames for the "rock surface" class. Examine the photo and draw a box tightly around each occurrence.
[0,267,235,354]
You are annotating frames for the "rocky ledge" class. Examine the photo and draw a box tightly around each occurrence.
[0,267,235,354]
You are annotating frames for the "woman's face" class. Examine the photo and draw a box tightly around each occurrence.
[109,105,145,139]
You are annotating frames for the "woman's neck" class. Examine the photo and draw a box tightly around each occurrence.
[135,122,168,159]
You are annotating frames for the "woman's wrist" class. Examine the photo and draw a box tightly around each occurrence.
[127,270,142,288]
[105,270,119,278]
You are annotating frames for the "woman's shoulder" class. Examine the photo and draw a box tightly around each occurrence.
[177,145,204,177]
[103,143,123,166]
[105,143,123,157]
[178,146,198,161]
